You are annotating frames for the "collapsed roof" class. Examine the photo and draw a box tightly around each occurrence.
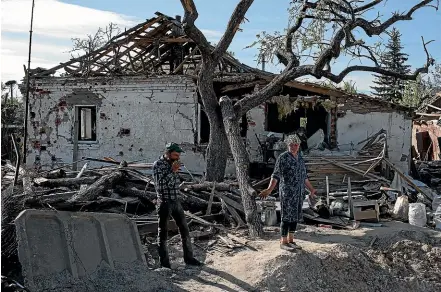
[32,12,263,78]
[30,12,411,112]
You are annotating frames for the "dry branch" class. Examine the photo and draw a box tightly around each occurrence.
[69,171,125,202]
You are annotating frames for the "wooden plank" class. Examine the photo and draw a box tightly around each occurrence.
[222,200,246,227]
[427,104,441,111]
[218,235,236,248]
[326,176,330,206]
[383,158,432,201]
[322,158,389,183]
[215,191,244,212]
[72,113,79,171]
[184,211,227,230]
[206,183,216,215]
[415,112,441,117]
[348,177,353,219]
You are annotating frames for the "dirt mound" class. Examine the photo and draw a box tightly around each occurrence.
[367,240,441,284]
[257,236,441,292]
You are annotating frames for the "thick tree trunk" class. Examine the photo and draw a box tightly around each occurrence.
[219,96,263,237]
[197,57,229,182]
[205,116,229,182]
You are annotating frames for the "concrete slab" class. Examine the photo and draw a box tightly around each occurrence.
[15,210,147,292]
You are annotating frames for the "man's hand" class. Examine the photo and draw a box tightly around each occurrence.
[259,188,272,198]
[172,161,181,173]
[309,188,317,198]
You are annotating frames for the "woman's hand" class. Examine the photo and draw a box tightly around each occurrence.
[259,188,272,198]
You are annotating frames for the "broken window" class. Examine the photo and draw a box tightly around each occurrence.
[77,106,97,142]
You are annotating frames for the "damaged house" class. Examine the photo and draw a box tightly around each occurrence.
[24,12,413,186]
[413,92,441,161]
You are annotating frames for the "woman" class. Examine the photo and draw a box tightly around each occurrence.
[260,134,316,251]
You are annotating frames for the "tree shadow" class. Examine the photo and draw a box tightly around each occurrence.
[190,265,259,292]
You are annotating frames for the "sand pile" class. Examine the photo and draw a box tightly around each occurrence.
[257,231,441,292]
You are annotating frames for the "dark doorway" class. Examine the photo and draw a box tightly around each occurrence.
[199,104,248,144]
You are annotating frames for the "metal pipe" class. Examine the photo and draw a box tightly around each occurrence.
[23,0,36,164]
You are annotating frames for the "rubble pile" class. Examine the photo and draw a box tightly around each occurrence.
[1,129,440,291]
[415,160,441,193]
[1,159,257,280]
[259,234,441,292]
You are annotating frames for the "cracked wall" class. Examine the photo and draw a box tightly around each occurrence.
[26,75,208,173]
[26,75,413,175]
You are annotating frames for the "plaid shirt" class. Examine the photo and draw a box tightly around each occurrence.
[153,156,180,200]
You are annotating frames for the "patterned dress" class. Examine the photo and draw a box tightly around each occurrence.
[271,151,308,222]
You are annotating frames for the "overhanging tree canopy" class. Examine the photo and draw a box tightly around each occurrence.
[178,0,438,237]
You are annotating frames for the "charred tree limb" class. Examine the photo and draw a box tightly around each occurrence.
[179,191,222,213]
[114,185,157,201]
[34,176,98,188]
[69,171,125,202]
[179,0,212,56]
[213,0,254,60]
[180,181,239,192]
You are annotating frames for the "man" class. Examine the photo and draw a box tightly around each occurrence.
[260,134,316,251]
[153,142,202,268]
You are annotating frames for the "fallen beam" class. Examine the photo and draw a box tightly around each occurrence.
[136,213,223,235]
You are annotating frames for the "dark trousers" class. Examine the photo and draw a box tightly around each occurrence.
[157,199,194,267]
[280,221,298,237]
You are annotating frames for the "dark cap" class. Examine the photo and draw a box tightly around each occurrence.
[166,142,184,153]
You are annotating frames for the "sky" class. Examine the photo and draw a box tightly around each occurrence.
[1,0,440,96]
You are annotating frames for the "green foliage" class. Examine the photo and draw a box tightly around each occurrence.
[400,76,430,108]
[426,62,441,93]
[400,62,441,108]
[371,27,411,102]
[270,95,299,119]
[246,1,337,65]
[320,80,358,94]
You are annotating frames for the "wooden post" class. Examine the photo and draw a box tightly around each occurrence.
[72,109,79,171]
[11,134,21,186]
[326,176,330,206]
[206,183,215,215]
[347,177,353,219]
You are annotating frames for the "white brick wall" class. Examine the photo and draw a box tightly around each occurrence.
[26,75,209,173]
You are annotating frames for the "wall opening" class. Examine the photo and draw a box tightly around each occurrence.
[77,106,97,142]
[265,102,329,142]
[415,130,433,161]
[199,107,210,144]
[198,102,247,144]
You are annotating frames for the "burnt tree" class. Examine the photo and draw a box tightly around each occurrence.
[179,0,437,237]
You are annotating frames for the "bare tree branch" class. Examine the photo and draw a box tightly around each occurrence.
[317,36,435,83]
[180,0,212,57]
[357,0,438,37]
[213,0,254,60]
[313,0,437,75]
[236,0,436,116]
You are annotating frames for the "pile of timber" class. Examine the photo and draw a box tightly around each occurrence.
[1,160,254,262]
[305,155,387,193]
